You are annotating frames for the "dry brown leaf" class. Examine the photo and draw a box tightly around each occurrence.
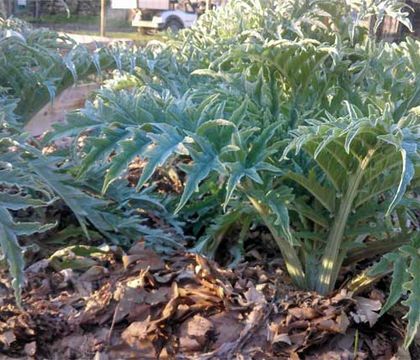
[289,331,308,346]
[173,304,191,321]
[144,287,171,305]
[108,342,157,360]
[24,341,37,357]
[179,287,223,304]
[93,352,109,360]
[154,272,176,283]
[77,282,114,324]
[210,311,244,349]
[175,268,196,282]
[0,330,16,348]
[50,333,100,359]
[126,273,147,289]
[330,289,352,304]
[121,255,139,269]
[195,255,213,276]
[288,307,319,320]
[290,351,301,359]
[60,268,93,297]
[127,304,151,323]
[25,259,50,273]
[159,296,181,322]
[315,313,349,334]
[158,347,172,360]
[287,319,310,330]
[272,333,292,345]
[369,289,386,303]
[124,243,165,271]
[113,286,148,323]
[351,296,382,327]
[179,315,214,348]
[179,336,202,352]
[244,284,266,305]
[79,266,109,282]
[121,319,151,345]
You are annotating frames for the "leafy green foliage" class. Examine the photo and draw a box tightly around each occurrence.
[0,18,89,121]
[0,17,143,123]
[43,0,419,346]
[369,236,420,347]
[0,98,55,302]
[0,97,184,302]
[0,21,184,302]
[283,104,419,294]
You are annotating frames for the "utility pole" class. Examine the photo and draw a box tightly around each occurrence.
[0,0,7,17]
[100,0,106,37]
[34,0,40,19]
[7,0,14,16]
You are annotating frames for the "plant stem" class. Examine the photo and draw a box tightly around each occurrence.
[344,235,409,265]
[248,195,307,289]
[315,149,375,295]
[345,267,392,294]
[396,208,409,235]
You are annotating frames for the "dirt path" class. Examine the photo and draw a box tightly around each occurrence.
[61,32,133,44]
[24,32,133,137]
[24,83,99,136]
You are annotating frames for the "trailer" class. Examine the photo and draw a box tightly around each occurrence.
[111,0,215,33]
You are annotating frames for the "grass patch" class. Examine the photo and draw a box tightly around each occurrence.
[23,14,99,25]
[23,14,130,30]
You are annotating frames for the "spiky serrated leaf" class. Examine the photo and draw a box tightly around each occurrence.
[44,112,101,142]
[230,97,249,125]
[102,129,150,193]
[224,162,248,208]
[27,155,109,239]
[386,140,417,215]
[0,210,25,305]
[287,171,335,213]
[288,198,329,228]
[137,125,185,189]
[402,255,420,348]
[379,255,409,316]
[176,146,223,213]
[0,207,53,304]
[267,192,296,245]
[79,127,129,177]
[0,192,52,210]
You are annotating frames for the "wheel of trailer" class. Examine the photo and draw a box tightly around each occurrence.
[165,19,183,33]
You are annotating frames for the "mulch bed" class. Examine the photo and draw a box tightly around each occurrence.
[0,241,408,359]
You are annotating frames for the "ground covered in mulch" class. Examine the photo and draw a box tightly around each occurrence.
[0,240,413,360]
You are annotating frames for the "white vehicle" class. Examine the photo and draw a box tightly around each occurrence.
[111,0,215,33]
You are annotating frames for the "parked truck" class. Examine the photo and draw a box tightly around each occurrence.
[111,0,219,33]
